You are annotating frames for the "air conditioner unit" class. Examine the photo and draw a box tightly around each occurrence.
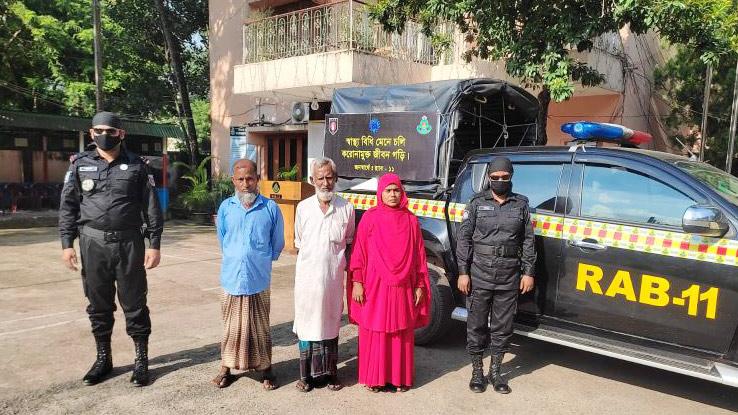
[290,102,310,124]
[309,101,332,121]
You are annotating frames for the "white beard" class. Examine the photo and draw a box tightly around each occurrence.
[316,190,334,202]
[237,190,258,206]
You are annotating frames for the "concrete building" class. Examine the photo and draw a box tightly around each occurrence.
[209,0,673,178]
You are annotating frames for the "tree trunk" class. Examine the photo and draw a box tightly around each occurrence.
[92,0,104,111]
[153,0,199,166]
[171,93,189,151]
[536,87,551,146]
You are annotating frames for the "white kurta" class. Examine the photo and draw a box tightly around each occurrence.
[292,195,355,341]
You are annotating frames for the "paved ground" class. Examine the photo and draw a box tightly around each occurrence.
[0,210,58,229]
[0,223,736,414]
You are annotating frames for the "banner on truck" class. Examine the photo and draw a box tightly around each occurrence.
[324,112,439,181]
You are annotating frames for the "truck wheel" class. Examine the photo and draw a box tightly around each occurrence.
[415,264,454,346]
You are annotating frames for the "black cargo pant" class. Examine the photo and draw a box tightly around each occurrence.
[466,287,518,355]
[79,227,151,342]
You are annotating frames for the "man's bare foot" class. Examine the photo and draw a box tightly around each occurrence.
[261,368,278,391]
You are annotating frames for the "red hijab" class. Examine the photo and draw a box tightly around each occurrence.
[368,173,418,285]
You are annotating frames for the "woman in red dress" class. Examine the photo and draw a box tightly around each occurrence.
[348,173,431,392]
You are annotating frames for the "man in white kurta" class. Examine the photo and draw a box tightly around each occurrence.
[293,157,355,392]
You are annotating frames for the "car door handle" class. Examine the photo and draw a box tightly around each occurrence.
[568,239,607,251]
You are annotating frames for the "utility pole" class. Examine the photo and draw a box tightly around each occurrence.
[92,0,104,111]
[699,63,713,162]
[726,59,738,174]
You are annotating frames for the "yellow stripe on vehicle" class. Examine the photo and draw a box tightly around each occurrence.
[551,217,738,267]
[338,192,738,268]
[338,192,447,220]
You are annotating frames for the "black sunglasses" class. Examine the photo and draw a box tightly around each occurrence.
[92,128,121,136]
[488,174,511,182]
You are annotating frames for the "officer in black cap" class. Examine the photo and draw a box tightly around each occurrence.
[59,111,163,387]
[456,156,536,394]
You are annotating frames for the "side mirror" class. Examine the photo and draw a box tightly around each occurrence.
[683,206,729,237]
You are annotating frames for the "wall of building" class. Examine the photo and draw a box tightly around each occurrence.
[546,95,623,145]
[31,152,69,183]
[618,27,666,148]
[211,0,306,177]
[0,151,23,182]
[210,0,256,176]
[307,121,326,170]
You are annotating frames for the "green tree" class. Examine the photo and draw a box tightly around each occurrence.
[369,0,737,144]
[0,0,96,115]
[0,0,210,163]
[655,47,737,170]
[103,0,174,117]
[617,0,737,60]
[190,97,210,151]
[182,32,209,99]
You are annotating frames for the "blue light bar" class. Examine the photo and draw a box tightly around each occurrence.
[561,121,652,145]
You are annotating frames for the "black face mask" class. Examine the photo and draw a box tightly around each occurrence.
[490,180,512,196]
[93,133,121,151]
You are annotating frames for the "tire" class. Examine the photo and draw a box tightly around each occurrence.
[415,264,454,346]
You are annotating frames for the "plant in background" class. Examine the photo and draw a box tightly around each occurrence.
[277,164,300,181]
[246,6,274,22]
[210,173,235,209]
[172,156,213,213]
[191,98,211,143]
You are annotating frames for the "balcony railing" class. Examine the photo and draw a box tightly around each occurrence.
[242,1,438,65]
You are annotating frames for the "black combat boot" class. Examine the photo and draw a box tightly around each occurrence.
[130,340,149,387]
[488,353,511,394]
[83,340,113,385]
[468,353,487,393]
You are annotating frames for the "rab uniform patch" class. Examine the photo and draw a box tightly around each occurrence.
[81,179,95,192]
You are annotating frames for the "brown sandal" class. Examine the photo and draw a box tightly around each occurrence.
[296,379,313,392]
[211,370,233,388]
[326,375,343,391]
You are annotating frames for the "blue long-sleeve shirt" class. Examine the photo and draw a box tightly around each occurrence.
[217,194,285,295]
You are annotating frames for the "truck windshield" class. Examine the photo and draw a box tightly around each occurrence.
[673,160,738,206]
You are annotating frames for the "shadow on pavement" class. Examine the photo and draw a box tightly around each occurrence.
[409,319,737,412]
[103,320,358,391]
[0,220,215,247]
[38,317,738,412]
[103,320,299,386]
[0,227,60,246]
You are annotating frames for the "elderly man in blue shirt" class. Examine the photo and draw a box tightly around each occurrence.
[212,159,285,390]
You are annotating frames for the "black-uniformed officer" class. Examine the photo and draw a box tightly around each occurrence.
[59,112,163,387]
[456,156,536,394]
